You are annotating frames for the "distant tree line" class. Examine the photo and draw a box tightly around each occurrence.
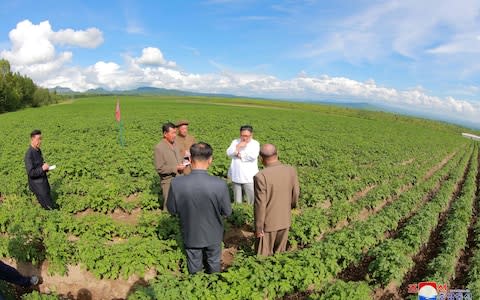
[0,59,63,113]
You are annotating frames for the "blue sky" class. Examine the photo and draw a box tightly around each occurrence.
[1,0,479,126]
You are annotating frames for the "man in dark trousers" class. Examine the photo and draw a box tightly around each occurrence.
[254,143,300,256]
[24,129,54,209]
[167,142,232,274]
[0,261,39,287]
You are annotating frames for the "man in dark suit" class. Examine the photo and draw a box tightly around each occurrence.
[254,143,300,256]
[167,142,232,274]
[24,129,54,209]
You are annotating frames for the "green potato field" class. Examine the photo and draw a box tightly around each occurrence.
[0,96,479,299]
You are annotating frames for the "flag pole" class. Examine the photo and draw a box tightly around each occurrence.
[115,99,125,147]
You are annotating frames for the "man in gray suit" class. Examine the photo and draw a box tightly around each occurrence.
[167,142,232,274]
[254,143,300,256]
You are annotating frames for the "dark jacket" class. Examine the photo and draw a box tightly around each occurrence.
[167,169,232,248]
[24,146,50,190]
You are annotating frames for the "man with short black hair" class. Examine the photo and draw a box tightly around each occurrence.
[154,122,185,209]
[24,129,54,209]
[254,143,300,256]
[167,142,232,274]
[226,125,260,204]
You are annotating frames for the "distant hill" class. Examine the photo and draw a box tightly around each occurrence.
[52,86,237,98]
[313,100,381,111]
[51,86,480,130]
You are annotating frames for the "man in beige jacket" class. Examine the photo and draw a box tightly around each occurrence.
[154,122,186,210]
[254,144,300,256]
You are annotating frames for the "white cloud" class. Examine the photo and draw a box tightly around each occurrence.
[33,54,480,126]
[1,20,57,65]
[52,27,103,48]
[134,47,176,67]
[0,19,103,78]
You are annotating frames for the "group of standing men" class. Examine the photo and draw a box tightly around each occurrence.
[21,121,300,276]
[154,121,300,274]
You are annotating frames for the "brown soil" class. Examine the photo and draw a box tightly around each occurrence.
[221,247,237,271]
[125,193,139,203]
[280,290,313,299]
[221,225,255,270]
[423,150,457,181]
[319,200,331,209]
[74,208,143,226]
[74,208,95,217]
[338,254,375,282]
[109,208,142,225]
[3,258,157,300]
[348,184,377,203]
[373,282,403,300]
[224,225,254,248]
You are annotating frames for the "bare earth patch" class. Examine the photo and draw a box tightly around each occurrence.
[423,150,457,181]
[348,184,377,203]
[110,208,142,225]
[373,282,403,300]
[221,226,254,270]
[4,258,157,300]
[74,208,143,226]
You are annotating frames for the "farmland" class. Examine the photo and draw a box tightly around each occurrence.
[0,95,478,299]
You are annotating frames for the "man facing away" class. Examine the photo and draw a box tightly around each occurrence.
[226,125,260,204]
[167,142,232,274]
[154,122,186,210]
[175,120,196,175]
[254,144,300,256]
[24,129,54,210]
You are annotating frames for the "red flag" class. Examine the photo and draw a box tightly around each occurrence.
[115,100,121,122]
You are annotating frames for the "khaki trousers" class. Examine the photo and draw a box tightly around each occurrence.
[255,228,289,256]
[161,177,173,210]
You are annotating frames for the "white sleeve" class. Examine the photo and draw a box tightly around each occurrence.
[241,140,260,162]
[226,139,238,158]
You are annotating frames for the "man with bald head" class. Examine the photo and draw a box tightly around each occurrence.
[253,144,300,256]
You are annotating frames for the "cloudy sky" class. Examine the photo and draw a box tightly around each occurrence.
[1,0,479,126]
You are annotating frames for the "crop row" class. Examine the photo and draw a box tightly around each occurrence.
[423,145,478,285]
[289,147,463,247]
[367,144,473,287]
[128,142,471,299]
[0,196,184,279]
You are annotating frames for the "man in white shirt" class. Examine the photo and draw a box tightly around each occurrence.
[226,125,260,204]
